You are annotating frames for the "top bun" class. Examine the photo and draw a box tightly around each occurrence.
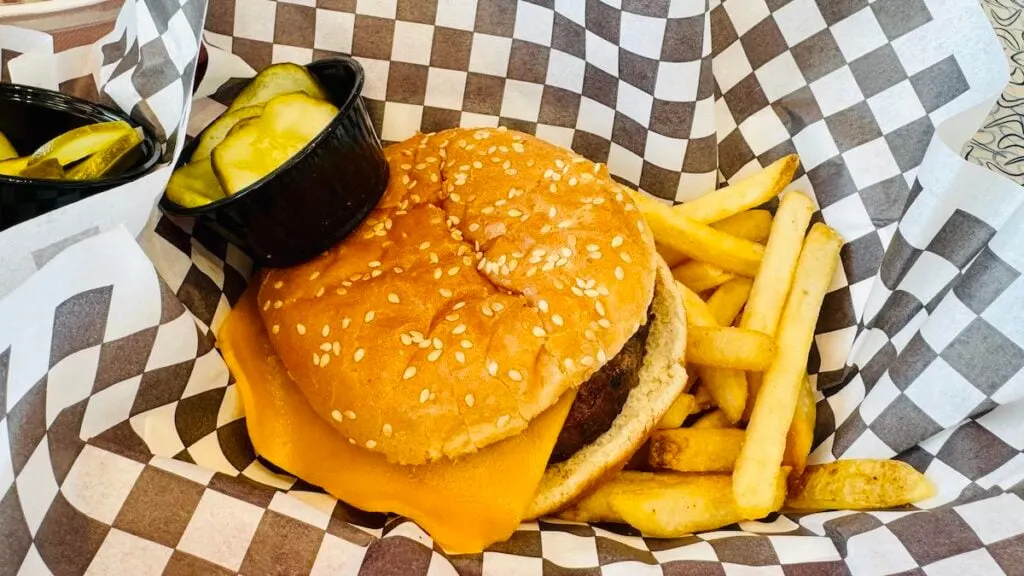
[258,127,657,465]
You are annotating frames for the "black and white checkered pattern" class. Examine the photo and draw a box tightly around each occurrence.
[3,0,1024,573]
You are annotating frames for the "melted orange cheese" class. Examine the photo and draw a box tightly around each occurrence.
[219,288,572,553]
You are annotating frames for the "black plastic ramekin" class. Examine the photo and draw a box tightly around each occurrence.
[159,57,389,268]
[0,83,161,232]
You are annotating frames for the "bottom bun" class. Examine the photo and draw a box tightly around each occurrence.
[528,256,688,519]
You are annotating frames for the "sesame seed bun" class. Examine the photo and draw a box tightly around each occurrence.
[529,257,688,518]
[258,127,658,465]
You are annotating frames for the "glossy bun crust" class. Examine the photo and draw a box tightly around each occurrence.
[258,127,657,465]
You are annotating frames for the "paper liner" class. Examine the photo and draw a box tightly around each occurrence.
[2,0,1024,574]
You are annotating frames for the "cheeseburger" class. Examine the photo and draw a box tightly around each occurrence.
[220,127,688,552]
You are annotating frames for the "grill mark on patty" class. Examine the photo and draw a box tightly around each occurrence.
[548,306,654,464]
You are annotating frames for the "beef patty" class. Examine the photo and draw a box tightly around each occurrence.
[548,308,654,464]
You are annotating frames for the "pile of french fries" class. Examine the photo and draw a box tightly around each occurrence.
[560,156,936,536]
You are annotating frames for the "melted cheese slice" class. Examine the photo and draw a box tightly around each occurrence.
[219,288,573,553]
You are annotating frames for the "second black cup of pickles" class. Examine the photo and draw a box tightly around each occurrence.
[159,57,389,268]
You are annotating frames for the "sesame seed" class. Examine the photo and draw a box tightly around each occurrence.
[461,339,473,349]
[354,348,365,362]
[508,369,523,382]
[615,266,625,280]
[581,356,595,367]
[454,302,466,310]
[433,338,442,349]
[312,353,319,365]
[394,267,404,274]
[344,410,357,420]
[320,342,332,352]
[429,252,439,264]
[455,351,466,363]
[497,415,510,428]
[342,317,351,329]
[349,438,356,444]
[274,281,284,289]
[568,177,578,186]
[274,300,283,309]
[564,357,575,370]
[637,220,644,232]
[597,349,608,363]
[571,287,584,297]
[482,304,493,317]
[272,324,280,334]
[418,340,431,349]
[382,424,393,437]
[309,271,320,281]
[598,318,611,328]
[366,440,377,449]
[465,394,475,407]
[371,270,382,278]
[364,311,375,323]
[427,349,442,362]
[419,388,429,403]
[469,223,480,232]
[333,341,341,356]
[532,326,546,337]
[446,314,459,322]
[332,410,342,421]
[493,302,505,312]
[322,325,331,337]
[453,324,467,335]
[439,288,453,298]
[557,220,573,229]
[549,183,557,193]
[419,241,430,250]
[585,329,597,340]
[387,293,401,304]
[336,288,348,296]
[405,367,418,380]
[315,287,325,298]
[368,261,381,268]
[434,269,443,280]
[482,206,495,215]
[596,301,606,316]
[450,193,461,202]
[611,236,624,249]
[448,266,460,276]
[621,252,632,263]
[401,334,413,345]
[320,354,331,368]
[552,314,564,326]
[263,301,272,312]
[508,208,522,218]
[487,361,498,376]
[296,324,307,335]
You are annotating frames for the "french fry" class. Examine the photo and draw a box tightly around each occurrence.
[699,368,748,422]
[687,326,776,371]
[782,374,816,475]
[649,428,745,472]
[631,191,764,276]
[734,224,842,519]
[673,155,799,224]
[693,381,715,411]
[710,210,773,244]
[785,460,936,512]
[740,192,816,415]
[692,409,733,429]
[558,472,682,523]
[656,393,696,429]
[677,282,749,422]
[672,261,736,294]
[707,278,753,327]
[604,468,790,537]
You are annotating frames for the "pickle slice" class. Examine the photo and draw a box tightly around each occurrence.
[0,157,29,176]
[30,120,134,166]
[66,129,143,180]
[0,131,17,161]
[227,63,328,113]
[190,105,263,162]
[19,158,65,180]
[212,92,338,194]
[166,158,228,208]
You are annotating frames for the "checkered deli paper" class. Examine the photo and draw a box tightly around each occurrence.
[3,0,1024,574]
[0,0,205,298]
